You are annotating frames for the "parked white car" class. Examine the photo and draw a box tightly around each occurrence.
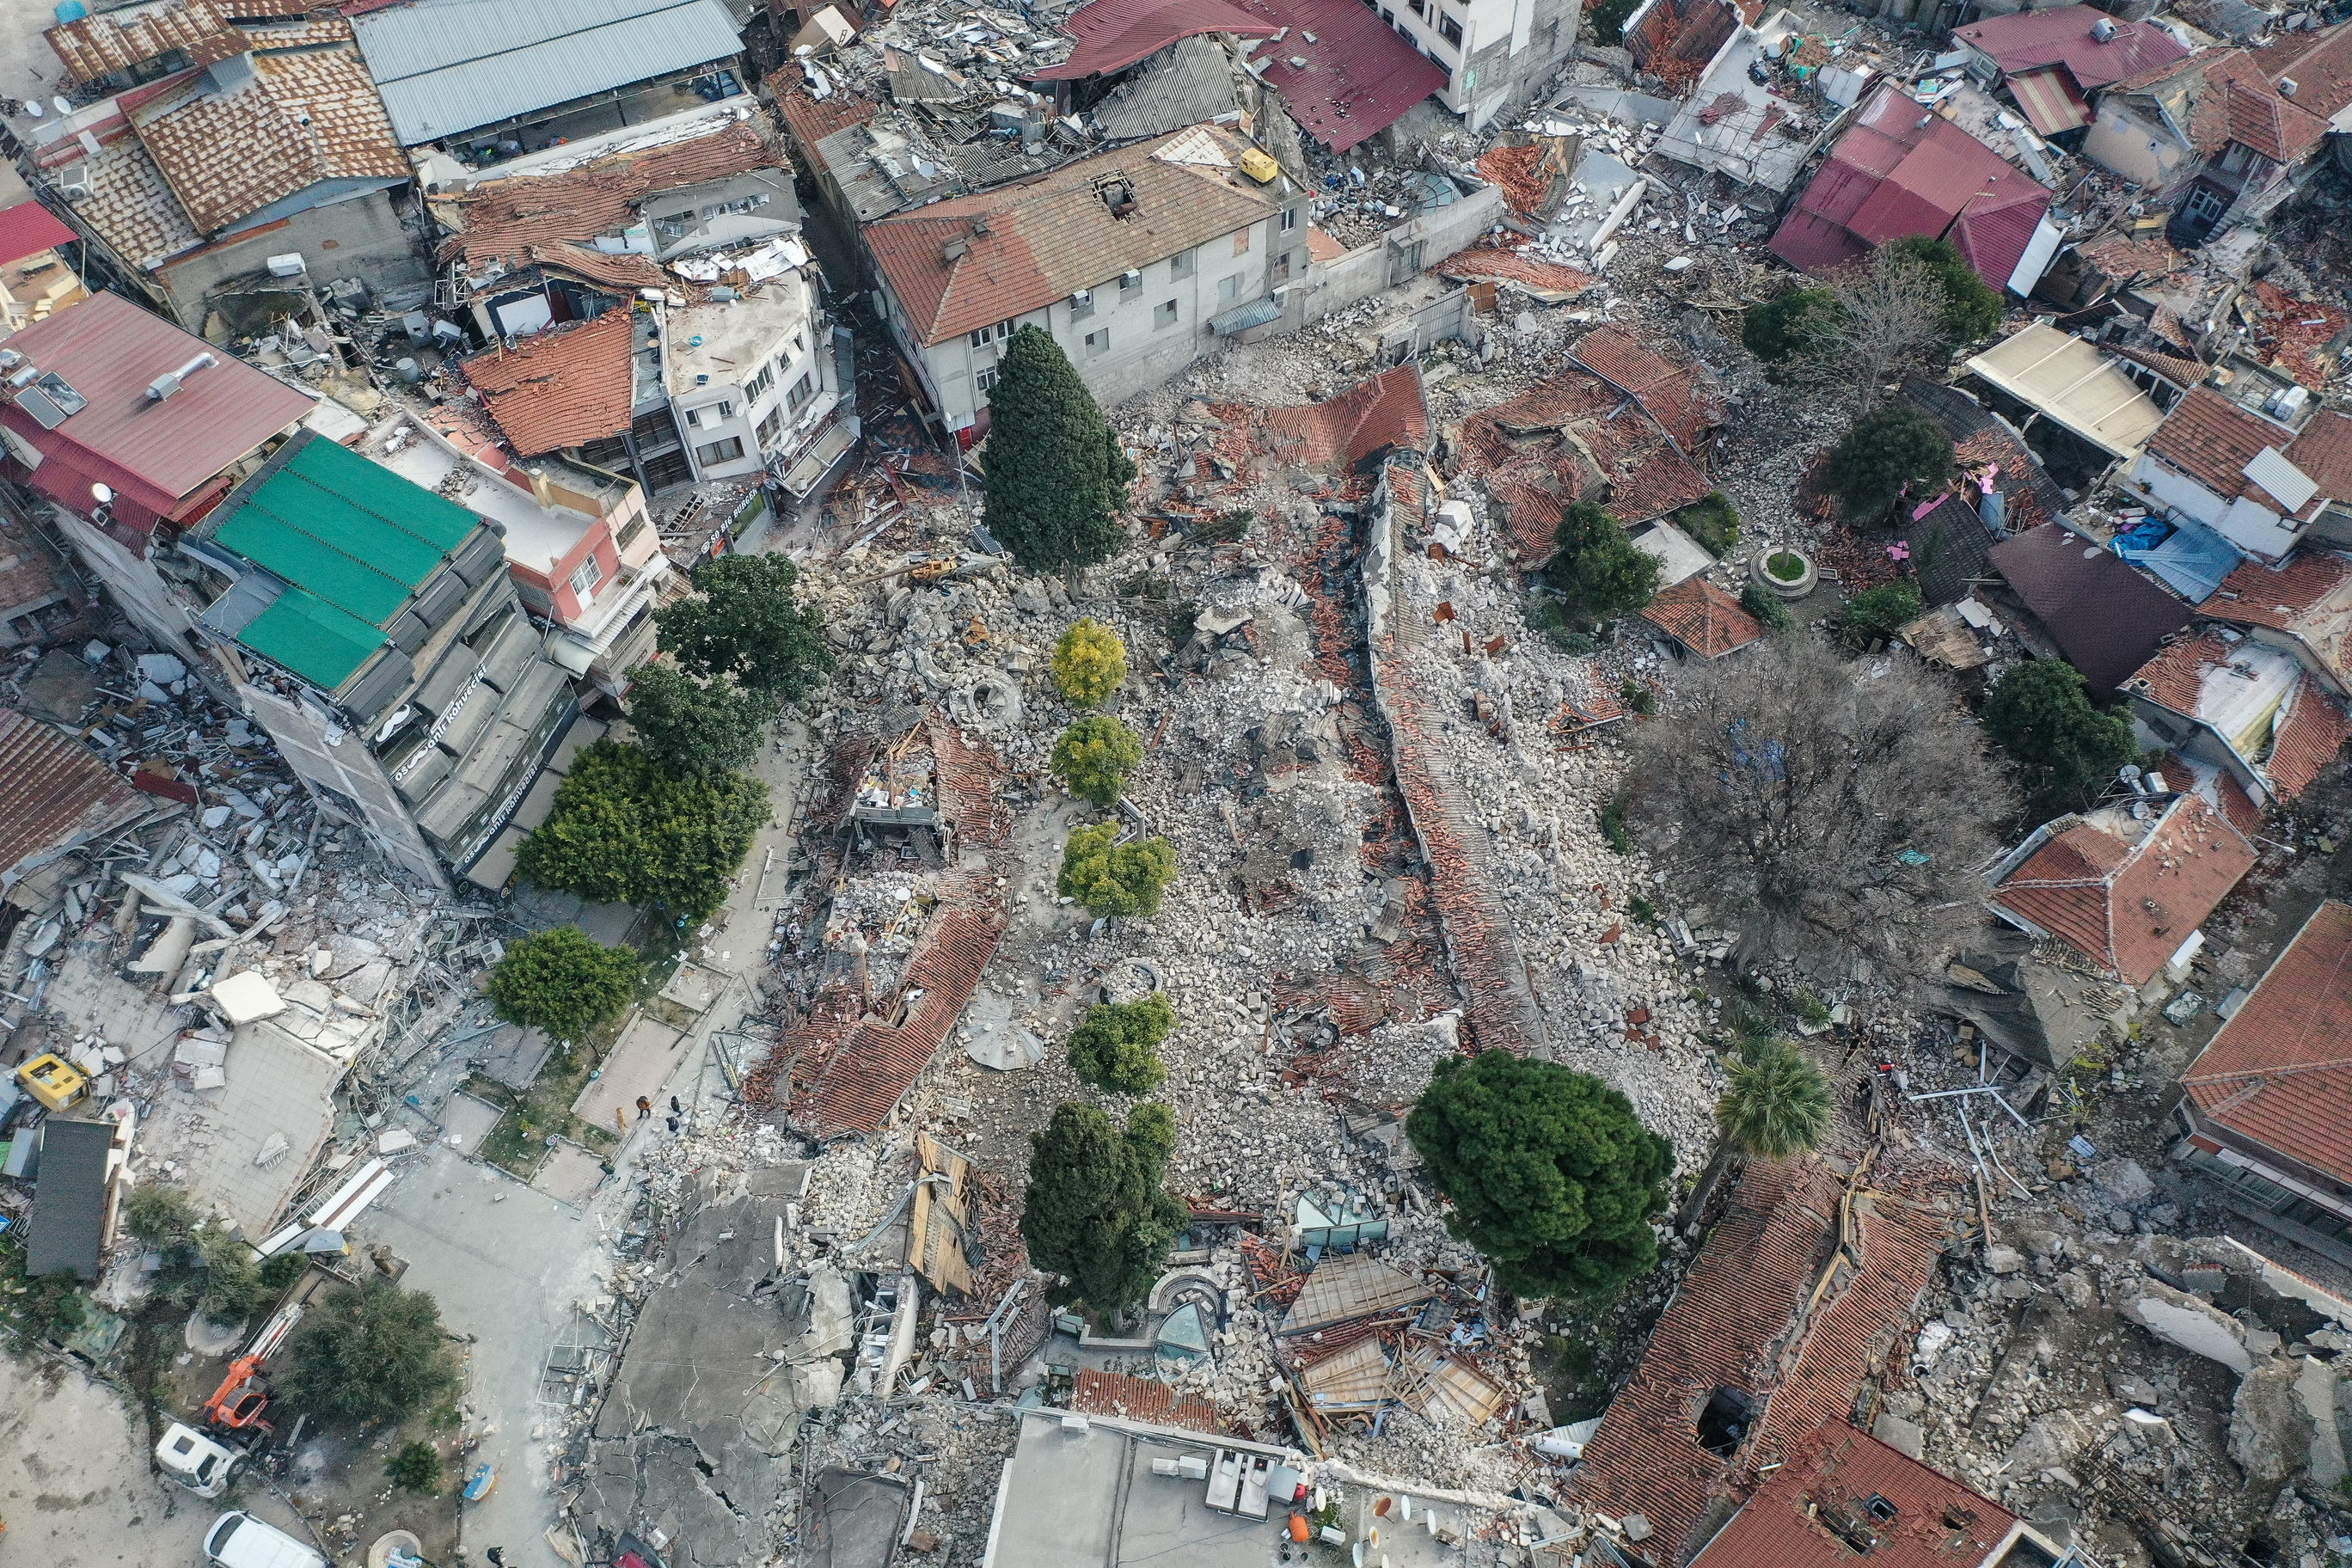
[203,1510,325,1568]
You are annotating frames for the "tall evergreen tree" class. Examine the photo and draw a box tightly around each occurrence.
[1020,1101,1185,1314]
[1983,658,2138,816]
[983,327,1136,573]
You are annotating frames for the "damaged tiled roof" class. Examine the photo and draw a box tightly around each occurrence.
[1642,577,1762,658]
[2196,52,2329,161]
[438,119,777,266]
[1069,1369,1223,1433]
[794,905,1004,1139]
[0,707,150,879]
[126,30,406,237]
[1260,364,1429,470]
[1570,326,1718,453]
[2114,344,2206,387]
[2128,628,2236,715]
[1988,522,2193,693]
[2284,410,2352,500]
[2146,389,2302,507]
[46,0,247,86]
[31,111,204,273]
[1690,1422,2018,1568]
[2074,230,2182,281]
[1899,377,2068,537]
[456,312,637,457]
[771,80,880,165]
[2259,19,2352,121]
[1988,793,2257,984]
[2158,749,2268,838]
[865,126,1283,346]
[2266,677,2352,802]
[510,242,672,297]
[2182,899,2352,1186]
[2200,551,2352,691]
[1571,1150,1961,1565]
[1435,243,1596,299]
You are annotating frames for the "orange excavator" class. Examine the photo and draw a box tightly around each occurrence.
[200,1300,304,1434]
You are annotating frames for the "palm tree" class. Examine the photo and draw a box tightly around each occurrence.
[1678,1038,1836,1228]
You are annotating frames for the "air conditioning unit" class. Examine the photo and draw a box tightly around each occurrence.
[1071,288,1091,305]
[56,162,90,201]
[2092,15,2116,40]
[266,253,307,278]
[2279,75,2300,96]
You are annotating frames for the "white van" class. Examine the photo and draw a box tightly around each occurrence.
[203,1511,326,1568]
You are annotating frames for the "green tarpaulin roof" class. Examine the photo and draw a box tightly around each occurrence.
[210,434,483,689]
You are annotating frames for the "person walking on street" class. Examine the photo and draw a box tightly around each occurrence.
[635,1095,653,1122]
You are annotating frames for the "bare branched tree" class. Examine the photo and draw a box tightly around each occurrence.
[1814,248,1950,409]
[1624,637,2016,985]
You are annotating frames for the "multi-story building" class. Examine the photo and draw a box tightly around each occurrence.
[181,428,591,889]
[1369,0,1581,129]
[665,249,843,487]
[863,125,1302,436]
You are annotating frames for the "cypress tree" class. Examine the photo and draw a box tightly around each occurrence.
[982,327,1136,573]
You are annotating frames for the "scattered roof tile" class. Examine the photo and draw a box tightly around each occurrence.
[1690,1422,2018,1568]
[438,119,777,267]
[1642,576,1763,658]
[864,126,1283,346]
[1435,242,1596,298]
[456,313,638,457]
[2182,899,2352,1185]
[1069,1369,1224,1433]
[1570,325,1719,453]
[1988,793,2257,984]
[2074,229,2183,281]
[1988,522,2193,693]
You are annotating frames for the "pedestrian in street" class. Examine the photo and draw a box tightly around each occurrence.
[666,1115,681,1133]
[670,1094,682,1114]
[635,1095,652,1122]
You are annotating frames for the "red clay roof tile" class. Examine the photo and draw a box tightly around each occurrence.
[2266,677,2352,802]
[2183,899,2352,1186]
[440,119,777,267]
[456,312,637,457]
[1691,1422,2018,1568]
[1642,577,1762,658]
[2146,388,2297,505]
[1069,1369,1224,1432]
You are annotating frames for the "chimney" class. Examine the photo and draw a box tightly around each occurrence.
[528,468,554,507]
[145,352,216,401]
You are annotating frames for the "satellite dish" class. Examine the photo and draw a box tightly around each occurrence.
[89,482,112,505]
[2119,764,2141,781]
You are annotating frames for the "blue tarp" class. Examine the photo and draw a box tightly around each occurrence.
[2110,514,2242,603]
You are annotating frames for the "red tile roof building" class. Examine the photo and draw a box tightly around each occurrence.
[0,291,310,534]
[1571,1148,1963,1567]
[2178,901,2352,1234]
[1986,792,2257,986]
[1259,364,1430,470]
[2125,630,2349,809]
[1571,326,1721,454]
[2199,550,2352,697]
[1069,1369,1224,1433]
[1689,1422,2024,1568]
[1641,577,1764,658]
[455,312,639,458]
[1770,85,2055,292]
[0,707,151,882]
[2142,388,2307,511]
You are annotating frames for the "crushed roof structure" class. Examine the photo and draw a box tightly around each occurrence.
[1457,334,1715,560]
[456,312,640,458]
[351,0,744,146]
[120,23,406,238]
[1259,364,1429,470]
[1986,792,2257,985]
[1279,1251,1435,1334]
[1987,522,2194,693]
[1642,576,1764,658]
[1687,1421,2023,1568]
[1896,378,2068,605]
[1571,1148,1961,1566]
[0,707,150,884]
[1962,322,2165,459]
[199,430,487,691]
[2127,630,2349,806]
[1087,35,1243,144]
[434,116,778,271]
[863,126,1284,348]
[0,291,312,533]
[1039,0,1446,151]
[1953,7,2190,89]
[1069,1369,1224,1432]
[2199,550,2352,694]
[1626,0,1756,91]
[2180,899,2352,1190]
[2285,410,2352,507]
[1769,85,2054,293]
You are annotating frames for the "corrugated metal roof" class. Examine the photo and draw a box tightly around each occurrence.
[26,1119,116,1281]
[353,0,743,145]
[2006,64,2091,136]
[0,292,311,529]
[0,200,77,267]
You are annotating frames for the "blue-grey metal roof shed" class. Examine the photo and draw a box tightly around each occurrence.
[352,0,743,145]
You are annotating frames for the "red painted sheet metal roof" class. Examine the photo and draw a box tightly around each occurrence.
[1037,0,1263,79]
[1988,793,2257,984]
[1953,8,2189,89]
[0,201,77,266]
[0,707,149,879]
[1691,1423,2017,1568]
[1229,0,1448,152]
[2184,899,2352,1185]
[1770,86,2051,291]
[0,291,310,529]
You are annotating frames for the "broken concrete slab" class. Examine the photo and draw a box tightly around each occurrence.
[2128,1283,2254,1375]
[2229,1357,2304,1486]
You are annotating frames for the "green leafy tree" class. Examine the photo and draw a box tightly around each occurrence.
[1886,236,2003,344]
[1740,580,1792,633]
[486,926,640,1043]
[1983,658,2138,816]
[1405,1051,1675,1301]
[386,1441,444,1495]
[1681,1037,1836,1223]
[123,1186,260,1326]
[1675,492,1740,556]
[1544,500,1660,623]
[1051,619,1128,708]
[626,665,766,780]
[1743,288,1837,377]
[1057,821,1176,919]
[279,1277,461,1430]
[1050,716,1144,805]
[983,327,1136,573]
[517,739,768,920]
[18,1271,86,1337]
[123,1184,199,1246]
[1068,993,1176,1093]
[260,1253,309,1293]
[1841,582,1926,645]
[1020,1101,1185,1314]
[193,1229,263,1327]
[1822,403,1951,518]
[655,553,836,701]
